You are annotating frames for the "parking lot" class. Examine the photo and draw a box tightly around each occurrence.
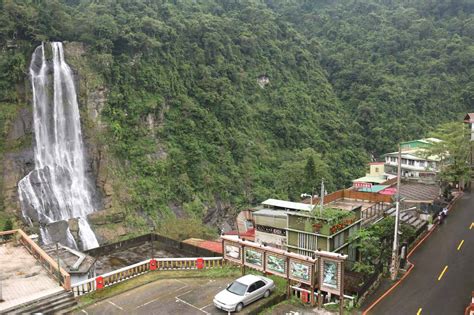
[77,277,268,315]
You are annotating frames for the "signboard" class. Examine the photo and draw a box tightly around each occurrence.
[223,240,241,263]
[265,253,286,276]
[289,258,312,284]
[354,182,372,189]
[256,225,286,236]
[319,258,342,295]
[244,248,264,270]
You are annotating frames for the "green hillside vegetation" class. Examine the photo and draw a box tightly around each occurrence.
[0,0,471,232]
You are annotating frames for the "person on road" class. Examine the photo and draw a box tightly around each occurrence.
[442,207,448,217]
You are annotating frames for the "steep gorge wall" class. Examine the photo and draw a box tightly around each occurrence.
[0,42,131,243]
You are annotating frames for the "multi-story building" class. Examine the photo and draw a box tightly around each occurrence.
[384,138,441,179]
[286,205,361,261]
[252,199,314,250]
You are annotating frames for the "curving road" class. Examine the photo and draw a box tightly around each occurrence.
[368,191,474,315]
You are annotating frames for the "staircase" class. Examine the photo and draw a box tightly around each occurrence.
[3,290,77,314]
[385,207,426,230]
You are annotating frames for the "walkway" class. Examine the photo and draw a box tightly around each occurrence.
[367,192,474,314]
[0,242,63,312]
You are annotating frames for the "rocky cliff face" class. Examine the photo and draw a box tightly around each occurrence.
[0,42,131,244]
[2,106,34,215]
[63,42,131,243]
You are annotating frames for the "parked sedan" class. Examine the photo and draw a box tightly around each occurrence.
[213,274,275,312]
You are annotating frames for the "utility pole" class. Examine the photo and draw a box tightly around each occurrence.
[390,144,402,281]
[319,179,325,216]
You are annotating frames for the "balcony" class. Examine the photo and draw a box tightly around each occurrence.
[287,207,361,236]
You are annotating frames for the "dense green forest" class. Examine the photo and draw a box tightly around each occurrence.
[0,0,472,230]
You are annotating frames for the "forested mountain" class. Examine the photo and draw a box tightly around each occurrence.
[0,0,472,236]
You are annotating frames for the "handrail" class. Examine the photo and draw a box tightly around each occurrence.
[1,229,71,290]
[17,229,71,290]
[71,256,225,296]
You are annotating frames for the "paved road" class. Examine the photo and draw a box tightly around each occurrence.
[369,192,474,315]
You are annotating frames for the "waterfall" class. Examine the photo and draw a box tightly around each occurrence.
[18,42,99,250]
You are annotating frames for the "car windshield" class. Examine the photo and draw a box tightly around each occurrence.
[226,281,247,296]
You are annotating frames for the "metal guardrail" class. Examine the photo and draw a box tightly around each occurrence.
[71,257,224,296]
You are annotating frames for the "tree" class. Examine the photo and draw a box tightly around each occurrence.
[425,122,471,189]
[350,217,415,276]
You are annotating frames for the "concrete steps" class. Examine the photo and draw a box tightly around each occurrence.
[384,208,427,230]
[4,290,77,314]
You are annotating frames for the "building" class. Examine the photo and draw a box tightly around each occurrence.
[384,138,441,179]
[286,204,362,261]
[352,162,397,191]
[252,199,314,250]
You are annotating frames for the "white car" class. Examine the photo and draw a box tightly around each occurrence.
[213,274,275,312]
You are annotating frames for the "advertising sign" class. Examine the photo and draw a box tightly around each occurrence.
[223,241,241,263]
[265,254,286,276]
[289,259,312,284]
[319,258,342,294]
[354,182,372,189]
[244,248,264,270]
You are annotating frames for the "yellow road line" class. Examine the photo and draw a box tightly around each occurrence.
[437,265,448,281]
[416,307,422,315]
[457,240,464,251]
[470,222,473,230]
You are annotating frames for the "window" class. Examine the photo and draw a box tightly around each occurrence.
[401,158,407,164]
[297,233,317,251]
[390,157,397,163]
[247,284,257,293]
[375,167,379,172]
[255,280,266,290]
[408,160,415,166]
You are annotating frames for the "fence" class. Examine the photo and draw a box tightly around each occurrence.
[0,229,71,290]
[85,233,221,258]
[71,257,224,296]
[310,188,393,206]
[361,202,392,224]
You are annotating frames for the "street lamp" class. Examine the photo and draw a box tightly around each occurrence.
[302,180,325,216]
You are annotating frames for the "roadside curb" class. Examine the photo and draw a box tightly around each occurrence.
[361,192,464,315]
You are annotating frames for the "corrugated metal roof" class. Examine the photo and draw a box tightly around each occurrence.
[261,199,314,211]
[253,209,287,218]
[353,176,387,184]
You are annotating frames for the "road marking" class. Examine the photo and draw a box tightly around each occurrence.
[457,240,464,251]
[81,310,89,315]
[107,300,124,310]
[200,303,213,310]
[437,265,448,281]
[175,296,210,314]
[136,283,189,309]
[470,222,473,230]
[416,308,422,315]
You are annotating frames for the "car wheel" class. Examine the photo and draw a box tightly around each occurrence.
[235,303,244,312]
[264,290,270,298]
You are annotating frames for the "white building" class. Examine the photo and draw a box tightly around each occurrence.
[384,138,441,179]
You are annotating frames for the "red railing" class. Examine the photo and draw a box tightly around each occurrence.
[71,257,224,296]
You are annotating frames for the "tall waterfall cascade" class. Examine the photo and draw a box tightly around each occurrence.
[18,42,99,250]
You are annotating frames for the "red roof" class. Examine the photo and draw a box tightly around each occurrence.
[182,238,223,254]
[224,228,255,239]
